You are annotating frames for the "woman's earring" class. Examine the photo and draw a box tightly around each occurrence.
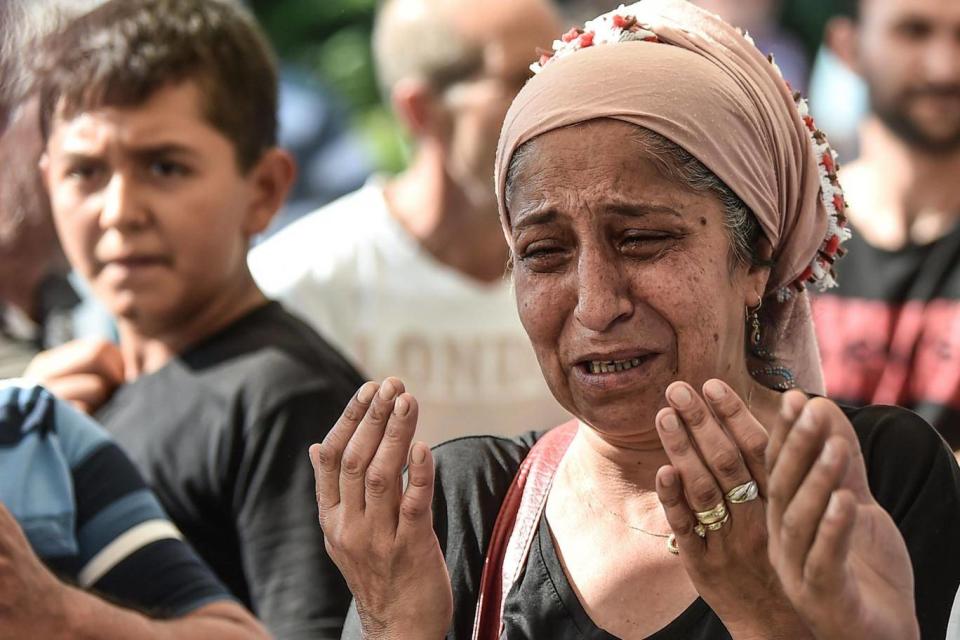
[746,299,762,347]
[746,297,798,390]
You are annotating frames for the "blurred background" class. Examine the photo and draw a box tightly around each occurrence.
[249,0,863,231]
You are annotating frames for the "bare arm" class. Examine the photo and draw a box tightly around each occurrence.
[60,592,270,640]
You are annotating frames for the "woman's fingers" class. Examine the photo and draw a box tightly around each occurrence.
[773,435,851,587]
[312,381,379,517]
[664,382,753,495]
[701,379,769,495]
[765,390,809,471]
[656,405,727,519]
[364,393,420,529]
[802,488,857,593]
[339,378,406,511]
[397,442,436,539]
[656,465,703,558]
[766,401,830,558]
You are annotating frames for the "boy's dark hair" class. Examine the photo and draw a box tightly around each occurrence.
[837,0,860,20]
[36,0,278,171]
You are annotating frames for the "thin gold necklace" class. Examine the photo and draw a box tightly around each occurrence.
[601,506,672,540]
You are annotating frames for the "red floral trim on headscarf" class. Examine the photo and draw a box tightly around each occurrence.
[530,2,851,301]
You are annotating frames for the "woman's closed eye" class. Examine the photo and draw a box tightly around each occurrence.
[619,231,682,258]
[517,240,571,271]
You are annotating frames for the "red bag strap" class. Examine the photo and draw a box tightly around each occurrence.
[471,420,579,640]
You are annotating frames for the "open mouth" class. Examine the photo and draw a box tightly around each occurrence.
[579,353,656,375]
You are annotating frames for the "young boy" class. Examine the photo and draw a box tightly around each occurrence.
[27,1,365,637]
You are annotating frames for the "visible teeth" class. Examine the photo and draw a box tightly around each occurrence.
[588,357,644,374]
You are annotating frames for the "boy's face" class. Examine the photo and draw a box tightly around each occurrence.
[43,81,267,333]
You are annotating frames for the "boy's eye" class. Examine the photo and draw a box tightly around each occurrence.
[66,162,105,182]
[149,160,190,178]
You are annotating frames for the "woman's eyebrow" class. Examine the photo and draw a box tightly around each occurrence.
[512,208,557,230]
[512,200,684,230]
[607,201,683,219]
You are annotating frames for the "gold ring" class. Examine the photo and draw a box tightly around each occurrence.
[694,523,706,538]
[694,501,728,525]
[704,513,730,531]
[667,534,679,555]
[726,480,759,504]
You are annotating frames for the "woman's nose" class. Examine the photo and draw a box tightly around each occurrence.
[573,250,634,332]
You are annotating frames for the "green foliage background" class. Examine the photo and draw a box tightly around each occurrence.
[249,0,405,173]
[249,0,844,175]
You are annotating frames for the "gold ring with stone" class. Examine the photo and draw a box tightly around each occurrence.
[725,480,759,504]
[694,501,728,526]
[693,523,706,538]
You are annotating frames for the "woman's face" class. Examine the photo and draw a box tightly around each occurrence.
[507,119,767,438]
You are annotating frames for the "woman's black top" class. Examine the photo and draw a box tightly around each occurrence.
[342,404,960,639]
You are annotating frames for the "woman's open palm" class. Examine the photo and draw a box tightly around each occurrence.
[766,393,919,640]
[310,378,453,640]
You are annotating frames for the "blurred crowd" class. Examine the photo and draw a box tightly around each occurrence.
[1,0,959,638]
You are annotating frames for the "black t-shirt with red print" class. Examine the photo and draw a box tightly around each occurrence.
[812,223,960,448]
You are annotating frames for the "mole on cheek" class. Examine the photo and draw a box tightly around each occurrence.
[713,333,719,342]
[699,217,707,226]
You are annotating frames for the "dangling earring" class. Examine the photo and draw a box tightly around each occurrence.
[746,297,797,390]
[746,299,762,348]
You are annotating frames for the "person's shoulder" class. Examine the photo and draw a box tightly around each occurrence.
[841,403,958,519]
[182,303,364,408]
[431,431,541,493]
[0,380,111,465]
[841,403,950,463]
[249,182,388,280]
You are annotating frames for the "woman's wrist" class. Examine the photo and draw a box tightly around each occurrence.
[363,622,446,640]
[358,605,449,640]
[721,598,815,640]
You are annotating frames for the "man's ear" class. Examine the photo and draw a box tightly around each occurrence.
[242,147,296,237]
[391,77,446,139]
[825,16,861,76]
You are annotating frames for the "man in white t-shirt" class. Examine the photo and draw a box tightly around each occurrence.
[249,0,567,444]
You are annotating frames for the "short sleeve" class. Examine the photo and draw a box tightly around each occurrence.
[72,439,232,617]
[0,383,231,617]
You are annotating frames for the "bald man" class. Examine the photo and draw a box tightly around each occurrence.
[250,0,569,444]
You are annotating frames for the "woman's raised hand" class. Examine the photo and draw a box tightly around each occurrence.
[765,392,919,640]
[653,379,812,639]
[310,378,452,640]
